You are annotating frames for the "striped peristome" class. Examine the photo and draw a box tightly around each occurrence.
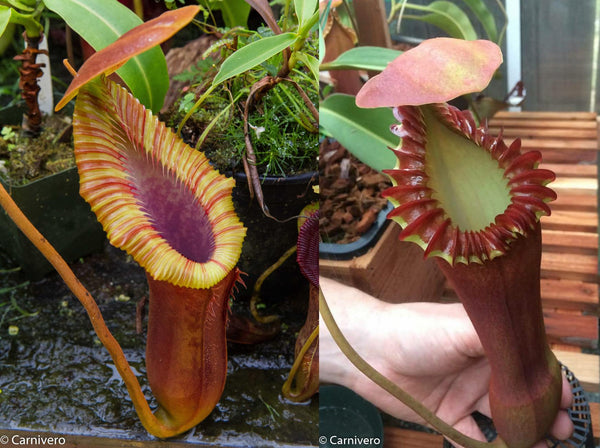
[73,76,246,289]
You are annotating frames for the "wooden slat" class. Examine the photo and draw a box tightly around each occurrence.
[540,279,599,311]
[445,279,599,312]
[490,119,598,129]
[542,210,597,233]
[384,427,442,448]
[541,163,597,177]
[554,350,600,391]
[550,193,597,211]
[488,127,598,139]
[541,229,598,253]
[541,251,598,282]
[533,149,597,164]
[493,111,598,120]
[551,176,598,194]
[543,310,598,348]
[508,137,599,151]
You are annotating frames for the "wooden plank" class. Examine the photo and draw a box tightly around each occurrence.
[541,251,598,282]
[541,229,598,253]
[591,402,600,441]
[493,111,598,120]
[508,137,599,151]
[540,279,599,311]
[554,350,600,391]
[535,149,597,164]
[551,176,597,193]
[543,310,598,348]
[445,278,599,312]
[542,210,598,233]
[543,163,597,178]
[384,427,442,448]
[488,127,598,139]
[489,119,598,129]
[550,193,597,212]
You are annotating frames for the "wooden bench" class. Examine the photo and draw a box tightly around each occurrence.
[320,111,600,446]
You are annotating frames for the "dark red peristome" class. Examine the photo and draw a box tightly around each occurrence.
[382,104,556,265]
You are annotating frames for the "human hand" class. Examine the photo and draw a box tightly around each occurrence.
[319,277,574,447]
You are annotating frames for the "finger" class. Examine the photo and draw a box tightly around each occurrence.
[561,373,573,409]
[550,409,575,441]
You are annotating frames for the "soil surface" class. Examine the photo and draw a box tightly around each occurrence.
[319,139,391,244]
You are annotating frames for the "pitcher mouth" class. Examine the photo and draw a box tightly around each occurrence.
[382,103,556,266]
[74,76,246,289]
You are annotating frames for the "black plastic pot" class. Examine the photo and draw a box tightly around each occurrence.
[320,385,384,448]
[231,171,318,300]
[0,167,106,279]
[443,364,595,448]
[319,203,392,260]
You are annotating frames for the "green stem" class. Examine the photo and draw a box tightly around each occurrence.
[9,8,42,38]
[176,82,219,136]
[318,289,508,448]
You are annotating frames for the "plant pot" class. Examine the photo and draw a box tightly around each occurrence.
[320,384,384,448]
[0,167,106,279]
[442,364,595,448]
[319,203,393,260]
[231,171,318,300]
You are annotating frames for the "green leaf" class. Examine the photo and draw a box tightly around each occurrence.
[213,32,297,86]
[320,46,403,72]
[320,94,397,172]
[210,0,250,27]
[295,51,319,87]
[294,0,317,27]
[0,7,11,38]
[404,1,478,41]
[44,0,169,113]
[460,0,498,43]
[6,0,34,12]
[318,23,326,64]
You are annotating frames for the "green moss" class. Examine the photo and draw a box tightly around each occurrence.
[164,81,318,177]
[0,114,75,185]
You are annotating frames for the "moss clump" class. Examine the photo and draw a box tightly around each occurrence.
[163,79,318,178]
[0,114,74,185]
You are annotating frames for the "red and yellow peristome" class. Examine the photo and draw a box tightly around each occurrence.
[72,75,246,436]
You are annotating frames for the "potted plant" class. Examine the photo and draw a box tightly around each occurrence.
[0,0,170,278]
[320,37,594,447]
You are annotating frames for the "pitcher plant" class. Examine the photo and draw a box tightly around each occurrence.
[0,6,249,438]
[321,38,562,448]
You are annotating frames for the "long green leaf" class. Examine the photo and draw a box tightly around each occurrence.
[460,0,498,42]
[295,51,319,88]
[404,1,477,41]
[320,94,397,172]
[0,7,11,38]
[320,46,402,72]
[294,0,317,28]
[213,32,297,85]
[44,0,169,113]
